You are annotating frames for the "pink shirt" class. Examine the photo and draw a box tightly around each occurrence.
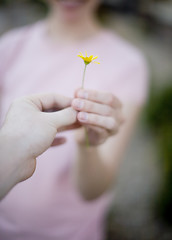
[0,22,148,240]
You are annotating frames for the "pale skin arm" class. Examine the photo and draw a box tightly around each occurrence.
[0,93,77,200]
[72,89,142,200]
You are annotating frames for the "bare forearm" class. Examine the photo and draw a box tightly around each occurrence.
[73,105,142,201]
[0,131,21,200]
[73,143,114,201]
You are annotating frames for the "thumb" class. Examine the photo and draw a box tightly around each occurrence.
[47,107,77,130]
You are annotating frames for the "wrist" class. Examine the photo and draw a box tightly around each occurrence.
[0,128,25,184]
[77,142,100,160]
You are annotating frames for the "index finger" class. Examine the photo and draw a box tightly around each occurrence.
[27,93,72,112]
[76,89,122,108]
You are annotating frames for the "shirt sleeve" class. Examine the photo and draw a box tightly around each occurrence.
[90,32,150,106]
[117,53,149,105]
[104,49,149,106]
[0,27,29,88]
[0,31,13,102]
[0,27,29,128]
[0,30,18,75]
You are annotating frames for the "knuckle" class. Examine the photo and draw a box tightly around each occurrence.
[105,106,113,116]
[108,118,116,130]
[107,93,114,106]
[87,101,94,111]
[92,114,99,124]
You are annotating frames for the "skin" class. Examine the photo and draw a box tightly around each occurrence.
[0,0,143,201]
[44,0,143,200]
[72,89,141,200]
[48,0,100,22]
[46,0,102,45]
[0,94,77,200]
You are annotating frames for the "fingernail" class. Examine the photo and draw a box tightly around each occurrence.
[78,90,88,99]
[78,112,88,122]
[73,99,84,110]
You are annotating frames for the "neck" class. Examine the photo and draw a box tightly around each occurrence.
[46,10,102,44]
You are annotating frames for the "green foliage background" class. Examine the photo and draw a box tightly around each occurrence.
[0,0,48,11]
[146,84,172,224]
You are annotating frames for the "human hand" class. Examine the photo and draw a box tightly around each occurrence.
[1,93,77,182]
[72,89,124,146]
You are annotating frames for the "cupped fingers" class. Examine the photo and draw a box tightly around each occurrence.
[72,98,113,116]
[77,112,118,133]
[115,109,125,125]
[76,88,122,109]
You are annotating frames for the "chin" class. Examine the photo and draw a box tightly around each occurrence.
[52,0,88,22]
[54,0,87,11]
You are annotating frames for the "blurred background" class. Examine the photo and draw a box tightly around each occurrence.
[0,0,172,239]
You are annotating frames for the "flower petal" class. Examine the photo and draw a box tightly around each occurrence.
[88,55,93,61]
[78,52,100,65]
[79,52,84,57]
[92,56,98,60]
[77,55,84,60]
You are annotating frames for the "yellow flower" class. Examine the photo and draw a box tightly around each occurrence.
[77,51,100,147]
[77,51,100,65]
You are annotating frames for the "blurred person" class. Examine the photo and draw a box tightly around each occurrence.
[0,93,77,201]
[0,0,148,239]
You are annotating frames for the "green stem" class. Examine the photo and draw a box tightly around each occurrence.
[82,64,89,148]
[84,127,90,148]
[82,64,87,89]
